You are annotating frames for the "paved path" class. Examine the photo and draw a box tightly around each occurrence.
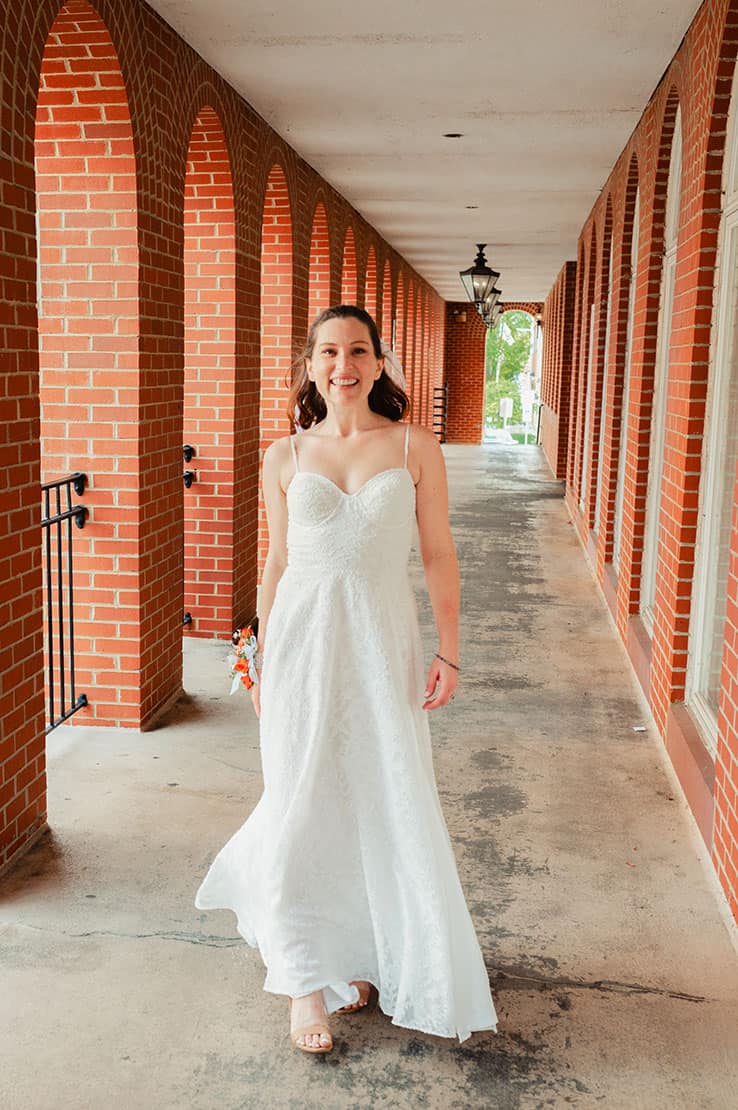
[2,443,737,1109]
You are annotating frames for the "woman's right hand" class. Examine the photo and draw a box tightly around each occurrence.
[250,681,261,718]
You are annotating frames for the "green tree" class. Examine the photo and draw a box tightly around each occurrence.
[484,311,533,427]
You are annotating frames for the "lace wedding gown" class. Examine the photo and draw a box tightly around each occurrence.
[195,422,498,1042]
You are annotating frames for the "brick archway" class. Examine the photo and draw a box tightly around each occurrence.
[182,107,236,638]
[35,0,140,728]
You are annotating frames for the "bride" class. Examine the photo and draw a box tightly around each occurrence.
[196,305,497,1053]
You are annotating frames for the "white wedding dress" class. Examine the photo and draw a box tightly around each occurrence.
[195,422,498,1042]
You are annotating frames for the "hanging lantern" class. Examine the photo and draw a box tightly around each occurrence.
[459,244,500,307]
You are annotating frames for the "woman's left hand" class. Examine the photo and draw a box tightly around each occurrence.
[422,655,457,710]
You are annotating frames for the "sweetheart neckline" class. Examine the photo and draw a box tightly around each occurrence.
[288,467,414,499]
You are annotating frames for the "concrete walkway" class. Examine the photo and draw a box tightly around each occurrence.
[2,443,737,1110]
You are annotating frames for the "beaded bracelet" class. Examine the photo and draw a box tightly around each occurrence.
[435,652,460,673]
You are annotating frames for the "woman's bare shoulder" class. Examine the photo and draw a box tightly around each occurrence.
[406,422,439,446]
[407,422,443,458]
[263,434,296,489]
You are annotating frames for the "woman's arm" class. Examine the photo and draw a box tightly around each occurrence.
[413,425,460,708]
[256,436,290,653]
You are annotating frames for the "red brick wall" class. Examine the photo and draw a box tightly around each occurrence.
[444,302,487,444]
[541,263,577,479]
[0,0,445,872]
[547,0,738,925]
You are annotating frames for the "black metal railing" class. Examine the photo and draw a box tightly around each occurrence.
[41,473,89,733]
[432,383,448,442]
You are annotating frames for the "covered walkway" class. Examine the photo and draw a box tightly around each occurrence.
[2,445,736,1109]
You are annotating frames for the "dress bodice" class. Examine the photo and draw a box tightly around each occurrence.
[284,426,416,583]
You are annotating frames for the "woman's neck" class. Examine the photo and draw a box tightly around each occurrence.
[313,409,388,438]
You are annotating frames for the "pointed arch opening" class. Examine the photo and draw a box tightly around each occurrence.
[35,0,140,727]
[484,309,538,444]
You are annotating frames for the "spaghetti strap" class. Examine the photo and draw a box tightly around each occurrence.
[289,433,299,473]
[403,422,410,468]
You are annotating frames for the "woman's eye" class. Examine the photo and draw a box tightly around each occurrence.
[353,347,367,354]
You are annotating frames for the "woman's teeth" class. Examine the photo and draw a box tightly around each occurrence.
[331,378,358,385]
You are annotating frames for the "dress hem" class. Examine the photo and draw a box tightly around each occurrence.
[197,905,500,1043]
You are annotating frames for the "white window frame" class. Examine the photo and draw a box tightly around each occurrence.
[613,189,640,572]
[640,110,682,636]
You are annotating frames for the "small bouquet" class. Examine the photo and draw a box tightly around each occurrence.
[228,625,259,693]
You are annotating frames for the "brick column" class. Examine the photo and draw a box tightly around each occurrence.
[444,302,486,444]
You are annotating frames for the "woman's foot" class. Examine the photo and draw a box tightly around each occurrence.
[289,990,333,1052]
[335,980,372,1014]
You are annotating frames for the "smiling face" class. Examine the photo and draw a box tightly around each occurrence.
[306,317,384,408]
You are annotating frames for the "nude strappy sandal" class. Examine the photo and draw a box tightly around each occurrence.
[335,981,374,1014]
[288,997,333,1054]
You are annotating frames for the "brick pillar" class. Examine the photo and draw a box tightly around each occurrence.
[381,261,393,344]
[413,295,423,424]
[365,245,378,320]
[308,202,330,323]
[341,225,358,303]
[540,261,576,479]
[395,274,405,364]
[715,502,738,922]
[0,60,44,870]
[406,284,416,419]
[258,164,293,575]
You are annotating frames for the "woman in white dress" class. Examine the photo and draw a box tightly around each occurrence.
[195,305,498,1053]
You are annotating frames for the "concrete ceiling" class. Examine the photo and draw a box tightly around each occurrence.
[148,0,703,302]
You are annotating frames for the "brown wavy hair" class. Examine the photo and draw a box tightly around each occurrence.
[287,304,410,431]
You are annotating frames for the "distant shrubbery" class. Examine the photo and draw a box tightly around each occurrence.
[484,311,533,428]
